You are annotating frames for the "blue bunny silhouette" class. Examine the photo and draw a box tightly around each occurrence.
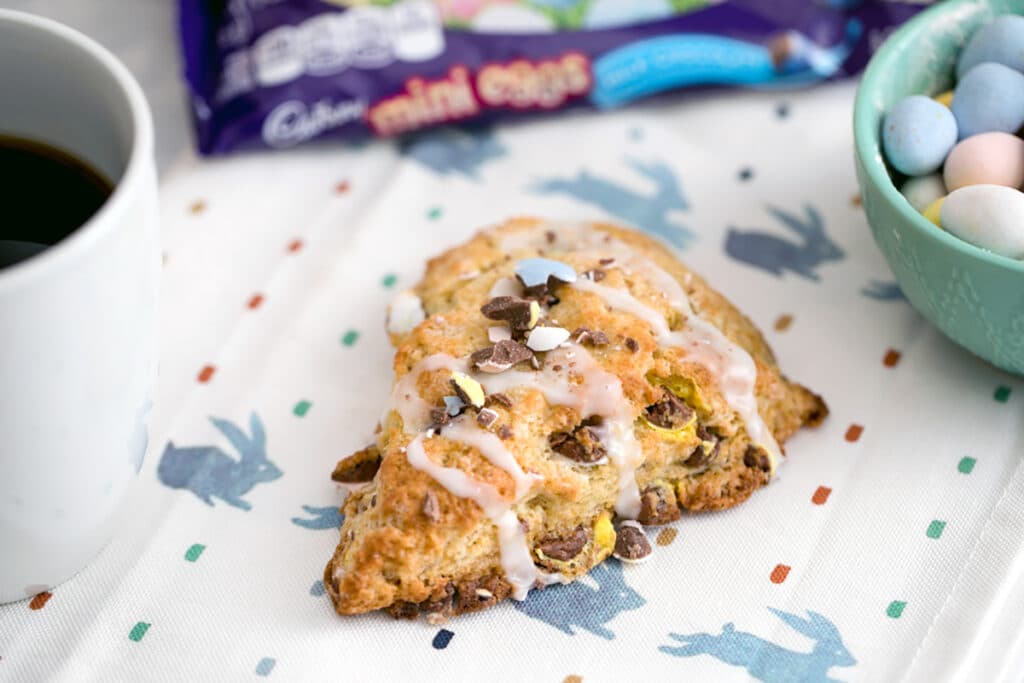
[400,125,507,180]
[725,204,844,281]
[514,559,645,640]
[530,159,692,248]
[157,413,282,510]
[660,608,856,683]
[861,280,906,301]
[291,504,345,530]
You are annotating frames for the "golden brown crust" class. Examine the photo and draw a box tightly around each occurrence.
[325,218,827,619]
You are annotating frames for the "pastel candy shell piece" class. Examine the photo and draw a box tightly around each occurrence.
[940,184,1024,259]
[957,15,1024,78]
[951,63,1024,139]
[882,95,958,176]
[943,132,1024,192]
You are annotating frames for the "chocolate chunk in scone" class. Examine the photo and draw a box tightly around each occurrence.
[324,218,827,620]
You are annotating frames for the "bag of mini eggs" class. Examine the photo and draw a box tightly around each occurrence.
[179,0,932,154]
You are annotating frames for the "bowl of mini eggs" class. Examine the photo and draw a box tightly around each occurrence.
[854,0,1024,374]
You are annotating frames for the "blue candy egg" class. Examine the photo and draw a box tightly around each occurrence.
[882,95,958,176]
[957,15,1024,77]
[951,62,1024,139]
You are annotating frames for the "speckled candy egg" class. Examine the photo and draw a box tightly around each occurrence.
[901,173,946,211]
[944,132,1024,192]
[882,95,958,176]
[957,15,1024,77]
[951,62,1024,139]
[940,184,1024,259]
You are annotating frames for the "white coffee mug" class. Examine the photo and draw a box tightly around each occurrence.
[0,10,159,603]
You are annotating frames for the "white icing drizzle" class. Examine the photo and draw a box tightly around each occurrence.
[441,419,540,500]
[502,223,781,473]
[406,433,537,599]
[385,353,465,431]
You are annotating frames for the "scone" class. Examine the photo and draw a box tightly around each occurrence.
[325,218,826,620]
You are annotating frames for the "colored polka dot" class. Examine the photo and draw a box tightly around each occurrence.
[29,591,52,610]
[381,273,398,288]
[184,543,205,562]
[310,580,326,597]
[887,601,906,619]
[334,180,350,194]
[738,167,754,182]
[883,349,902,367]
[432,629,454,649]
[427,206,443,221]
[255,657,276,676]
[850,194,863,208]
[128,622,150,642]
[775,102,790,118]
[197,365,216,383]
[287,239,303,253]
[994,385,1012,403]
[341,330,359,347]
[293,400,312,417]
[958,456,976,474]
[770,564,790,584]
[248,293,264,310]
[656,528,677,547]
[926,520,946,539]
[774,314,793,332]
[811,486,832,505]
[628,127,644,141]
[189,200,206,214]
[563,676,583,683]
[845,424,863,442]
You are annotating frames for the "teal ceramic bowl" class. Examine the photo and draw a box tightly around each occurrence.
[854,0,1024,375]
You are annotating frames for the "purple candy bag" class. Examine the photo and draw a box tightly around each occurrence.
[179,0,929,154]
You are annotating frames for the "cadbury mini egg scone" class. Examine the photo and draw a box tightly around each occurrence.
[324,218,827,619]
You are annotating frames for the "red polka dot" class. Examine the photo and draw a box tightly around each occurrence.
[334,180,350,194]
[197,365,216,383]
[770,564,791,584]
[247,294,264,310]
[845,424,863,442]
[287,239,303,253]
[811,486,832,505]
[883,349,902,367]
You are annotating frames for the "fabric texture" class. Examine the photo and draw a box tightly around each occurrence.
[1,82,1022,683]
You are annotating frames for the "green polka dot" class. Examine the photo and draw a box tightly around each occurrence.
[886,601,906,619]
[341,330,359,347]
[129,622,151,642]
[958,457,976,474]
[994,386,1012,403]
[926,520,946,539]
[293,400,312,417]
[381,273,398,288]
[427,206,442,220]
[184,543,205,562]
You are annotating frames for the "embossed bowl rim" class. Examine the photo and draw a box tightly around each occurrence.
[853,0,1024,276]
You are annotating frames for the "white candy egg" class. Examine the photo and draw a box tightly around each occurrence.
[940,184,1024,259]
[901,173,947,211]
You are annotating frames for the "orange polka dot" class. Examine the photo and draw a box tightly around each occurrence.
[770,564,791,584]
[197,365,216,383]
[883,349,901,367]
[774,314,793,332]
[845,424,863,442]
[248,294,264,310]
[811,486,832,505]
[29,592,52,610]
[287,239,303,253]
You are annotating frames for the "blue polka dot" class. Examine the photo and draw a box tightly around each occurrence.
[432,629,454,649]
[255,657,276,676]
[310,580,326,597]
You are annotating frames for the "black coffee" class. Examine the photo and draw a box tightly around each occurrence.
[0,135,113,269]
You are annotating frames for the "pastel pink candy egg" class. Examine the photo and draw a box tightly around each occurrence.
[943,132,1024,192]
